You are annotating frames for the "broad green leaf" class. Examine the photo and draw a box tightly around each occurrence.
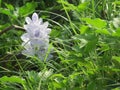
[5,3,14,10]
[0,76,25,84]
[0,8,17,19]
[112,28,120,37]
[82,18,107,29]
[19,2,37,17]
[57,0,76,11]
[95,29,110,35]
[77,2,89,12]
[0,8,11,15]
[72,34,97,51]
[80,25,89,34]
[84,36,98,53]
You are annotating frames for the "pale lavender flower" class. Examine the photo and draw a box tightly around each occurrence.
[21,13,51,60]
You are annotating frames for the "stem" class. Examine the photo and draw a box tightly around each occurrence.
[61,0,77,35]
[0,25,24,35]
[92,0,95,18]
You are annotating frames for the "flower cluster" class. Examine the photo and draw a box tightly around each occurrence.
[21,13,51,60]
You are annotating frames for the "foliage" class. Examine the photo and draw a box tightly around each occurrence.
[0,0,120,90]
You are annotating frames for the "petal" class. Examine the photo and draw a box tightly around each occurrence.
[22,49,35,56]
[25,17,32,24]
[21,33,30,42]
[39,18,43,24]
[22,42,32,50]
[43,22,49,28]
[32,13,38,22]
[24,25,28,30]
[46,28,51,34]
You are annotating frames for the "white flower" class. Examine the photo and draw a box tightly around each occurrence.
[21,13,51,60]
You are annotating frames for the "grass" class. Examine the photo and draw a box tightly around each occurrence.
[0,0,120,90]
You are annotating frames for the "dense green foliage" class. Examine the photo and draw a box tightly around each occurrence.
[1,0,120,90]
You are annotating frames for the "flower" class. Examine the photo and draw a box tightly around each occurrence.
[21,13,51,60]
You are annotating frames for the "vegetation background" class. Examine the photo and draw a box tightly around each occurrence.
[0,0,120,90]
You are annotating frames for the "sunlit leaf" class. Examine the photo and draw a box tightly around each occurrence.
[82,18,107,29]
[95,29,110,35]
[0,76,25,84]
[80,25,89,34]
[77,2,89,12]
[112,28,120,37]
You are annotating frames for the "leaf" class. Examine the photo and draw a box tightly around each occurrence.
[57,0,76,11]
[0,8,17,19]
[51,74,65,79]
[112,28,120,37]
[113,1,120,5]
[95,29,110,35]
[5,3,14,10]
[112,56,120,63]
[84,36,98,53]
[82,18,107,29]
[19,2,37,17]
[112,87,120,90]
[87,81,96,90]
[77,2,89,12]
[0,8,11,15]
[0,76,25,84]
[0,0,2,7]
[100,43,110,51]
[80,25,89,34]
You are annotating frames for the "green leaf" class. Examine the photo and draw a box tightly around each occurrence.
[112,56,120,63]
[77,2,89,12]
[87,81,96,90]
[0,76,25,84]
[100,43,110,51]
[82,18,107,29]
[112,28,120,37]
[113,1,120,5]
[0,0,2,7]
[72,35,88,48]
[84,38,97,53]
[80,25,89,34]
[19,2,37,17]
[57,0,76,11]
[51,74,65,79]
[112,87,120,90]
[0,8,11,15]
[5,3,14,10]
[95,29,110,35]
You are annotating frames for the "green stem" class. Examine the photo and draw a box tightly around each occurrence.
[92,0,95,18]
[61,0,77,35]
